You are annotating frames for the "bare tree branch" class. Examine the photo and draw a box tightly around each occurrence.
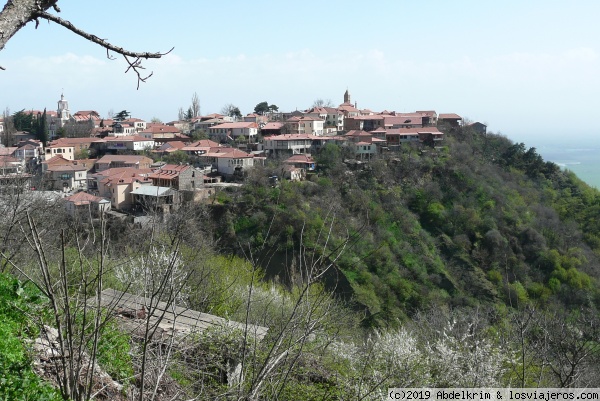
[0,1,172,84]
[34,10,172,88]
[35,11,172,60]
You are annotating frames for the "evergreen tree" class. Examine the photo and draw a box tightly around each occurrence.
[39,108,48,145]
[114,110,130,121]
[12,109,33,132]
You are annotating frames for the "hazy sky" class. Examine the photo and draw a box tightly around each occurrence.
[2,0,599,146]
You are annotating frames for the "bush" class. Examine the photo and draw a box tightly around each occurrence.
[0,274,62,400]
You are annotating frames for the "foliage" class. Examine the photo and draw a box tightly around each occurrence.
[0,274,62,400]
[253,101,278,115]
[11,109,33,132]
[221,103,242,119]
[215,125,600,328]
[163,150,190,165]
[113,110,130,121]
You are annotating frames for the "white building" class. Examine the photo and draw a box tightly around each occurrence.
[208,122,258,142]
[262,134,318,155]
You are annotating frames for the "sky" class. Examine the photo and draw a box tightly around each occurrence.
[2,0,600,147]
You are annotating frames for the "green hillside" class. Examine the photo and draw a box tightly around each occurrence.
[1,123,599,399]
[218,125,600,326]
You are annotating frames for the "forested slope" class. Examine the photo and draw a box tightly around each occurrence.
[2,124,600,399]
[217,125,600,326]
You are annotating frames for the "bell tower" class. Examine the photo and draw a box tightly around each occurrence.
[343,89,351,104]
[57,92,70,121]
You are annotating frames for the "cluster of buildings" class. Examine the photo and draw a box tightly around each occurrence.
[0,90,476,218]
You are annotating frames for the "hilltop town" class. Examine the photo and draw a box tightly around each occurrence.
[0,90,478,218]
[3,89,600,399]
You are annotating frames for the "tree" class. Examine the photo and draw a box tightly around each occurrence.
[312,98,333,108]
[163,150,189,165]
[113,110,130,122]
[191,92,200,118]
[2,107,15,146]
[185,106,193,121]
[0,1,172,87]
[254,101,270,115]
[221,103,242,120]
[12,109,33,132]
[35,108,49,145]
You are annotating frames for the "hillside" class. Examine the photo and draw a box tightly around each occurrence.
[215,124,600,325]
[1,123,600,399]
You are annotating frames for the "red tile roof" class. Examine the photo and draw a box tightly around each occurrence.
[64,191,107,205]
[46,164,87,172]
[263,134,318,141]
[438,113,462,120]
[141,125,181,134]
[285,154,315,164]
[210,122,258,129]
[99,169,152,185]
[204,148,253,158]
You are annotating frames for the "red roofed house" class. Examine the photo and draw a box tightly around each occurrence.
[262,134,318,156]
[466,121,487,135]
[415,110,438,126]
[147,164,199,191]
[344,115,384,132]
[102,136,155,151]
[382,113,424,129]
[284,154,316,171]
[63,191,111,217]
[13,140,44,163]
[95,168,153,210]
[208,122,258,143]
[199,147,254,176]
[141,124,181,140]
[95,155,153,172]
[384,127,444,147]
[260,122,284,136]
[243,113,268,125]
[43,158,89,192]
[0,155,31,194]
[305,107,344,132]
[351,141,377,160]
[122,118,147,132]
[45,142,75,161]
[181,139,221,156]
[284,116,325,136]
[438,113,462,128]
[46,137,99,159]
[155,141,186,156]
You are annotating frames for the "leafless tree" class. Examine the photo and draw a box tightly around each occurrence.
[0,0,172,87]
[312,98,333,108]
[534,307,600,387]
[191,92,201,119]
[1,107,15,146]
[221,103,242,120]
[224,211,351,400]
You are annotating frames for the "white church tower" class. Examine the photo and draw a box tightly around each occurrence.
[57,93,70,123]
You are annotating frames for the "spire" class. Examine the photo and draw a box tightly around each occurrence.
[344,88,351,104]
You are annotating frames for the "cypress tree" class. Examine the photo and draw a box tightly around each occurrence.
[39,108,48,145]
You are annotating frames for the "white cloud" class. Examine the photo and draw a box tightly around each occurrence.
[3,45,599,142]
